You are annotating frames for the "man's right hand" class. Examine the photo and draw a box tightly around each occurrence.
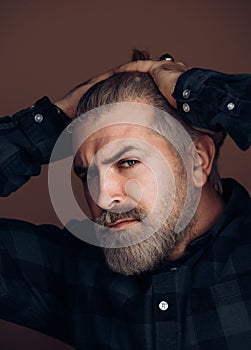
[55,70,115,119]
[115,60,189,109]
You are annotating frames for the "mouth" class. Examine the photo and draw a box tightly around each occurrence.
[106,218,140,230]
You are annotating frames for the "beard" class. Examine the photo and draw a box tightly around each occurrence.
[94,178,198,276]
[93,146,201,276]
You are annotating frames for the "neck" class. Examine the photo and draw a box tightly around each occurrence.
[167,183,226,261]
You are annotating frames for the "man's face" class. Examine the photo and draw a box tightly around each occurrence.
[76,123,176,221]
[74,118,197,275]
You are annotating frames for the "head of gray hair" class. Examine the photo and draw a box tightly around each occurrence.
[77,59,225,193]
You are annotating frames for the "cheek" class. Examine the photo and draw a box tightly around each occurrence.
[128,169,158,211]
[138,162,177,214]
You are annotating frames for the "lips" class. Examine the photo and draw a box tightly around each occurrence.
[106,218,139,229]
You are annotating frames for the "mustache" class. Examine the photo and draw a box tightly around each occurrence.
[95,207,146,226]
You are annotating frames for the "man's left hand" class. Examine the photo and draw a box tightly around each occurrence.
[115,59,189,109]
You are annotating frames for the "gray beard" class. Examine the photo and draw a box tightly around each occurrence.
[101,205,197,276]
[95,161,199,276]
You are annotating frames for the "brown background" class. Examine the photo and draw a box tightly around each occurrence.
[0,0,250,349]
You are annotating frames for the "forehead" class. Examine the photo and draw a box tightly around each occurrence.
[73,103,155,148]
[73,101,194,168]
[85,123,154,147]
[75,123,170,165]
[72,102,189,168]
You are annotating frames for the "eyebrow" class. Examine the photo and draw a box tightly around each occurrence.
[74,145,142,177]
[101,145,141,165]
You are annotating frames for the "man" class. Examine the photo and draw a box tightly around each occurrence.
[0,53,251,349]
[68,70,225,273]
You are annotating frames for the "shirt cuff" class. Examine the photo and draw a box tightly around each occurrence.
[172,69,251,150]
[173,68,221,101]
[14,97,71,163]
[172,68,226,131]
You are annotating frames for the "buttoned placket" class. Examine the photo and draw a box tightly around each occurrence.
[153,267,179,350]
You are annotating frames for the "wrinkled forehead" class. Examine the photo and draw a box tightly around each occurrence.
[75,126,161,169]
[72,101,195,168]
[73,102,156,154]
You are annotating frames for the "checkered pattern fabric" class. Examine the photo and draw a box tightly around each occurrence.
[1,179,251,349]
[1,69,251,349]
[174,68,251,150]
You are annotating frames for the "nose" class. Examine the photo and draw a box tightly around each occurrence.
[88,168,127,212]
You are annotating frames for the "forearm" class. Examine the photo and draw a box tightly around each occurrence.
[173,68,251,150]
[0,218,70,343]
[0,97,71,196]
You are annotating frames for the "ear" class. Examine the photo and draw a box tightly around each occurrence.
[192,135,216,188]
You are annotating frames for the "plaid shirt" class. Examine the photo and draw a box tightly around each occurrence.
[173,68,251,150]
[0,69,251,350]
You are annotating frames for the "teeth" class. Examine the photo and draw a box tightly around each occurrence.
[106,212,111,224]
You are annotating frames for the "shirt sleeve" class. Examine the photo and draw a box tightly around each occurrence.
[0,97,71,197]
[0,218,72,345]
[172,68,251,150]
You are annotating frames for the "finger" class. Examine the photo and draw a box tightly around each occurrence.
[115,60,188,75]
[88,70,115,84]
[114,60,157,73]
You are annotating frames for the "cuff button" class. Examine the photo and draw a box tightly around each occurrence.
[34,114,44,123]
[182,89,190,99]
[183,103,190,113]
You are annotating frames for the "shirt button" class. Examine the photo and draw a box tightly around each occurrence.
[34,114,44,123]
[182,89,190,99]
[159,301,169,311]
[183,103,190,113]
[227,102,235,111]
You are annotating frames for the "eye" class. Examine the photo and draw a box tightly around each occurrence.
[119,159,139,168]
